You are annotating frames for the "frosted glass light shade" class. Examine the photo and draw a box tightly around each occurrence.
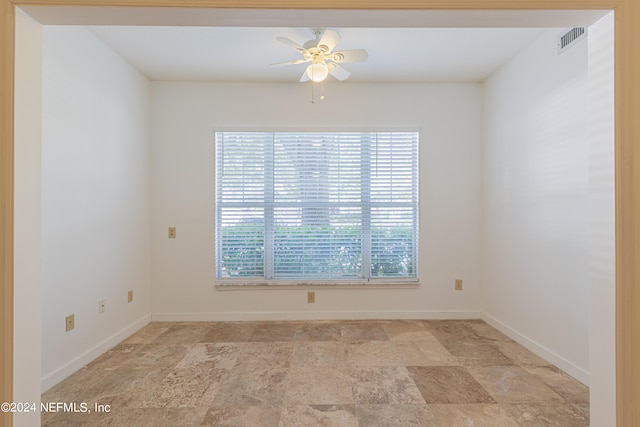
[306,63,329,82]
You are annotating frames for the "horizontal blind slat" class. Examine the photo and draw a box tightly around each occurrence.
[215,131,418,281]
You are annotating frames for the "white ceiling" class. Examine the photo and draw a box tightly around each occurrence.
[23,6,608,84]
[88,26,548,83]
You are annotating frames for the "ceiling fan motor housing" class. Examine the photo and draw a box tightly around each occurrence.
[303,40,330,53]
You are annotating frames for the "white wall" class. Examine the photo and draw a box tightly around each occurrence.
[14,8,43,427]
[151,82,483,320]
[587,12,616,426]
[482,29,589,383]
[41,26,152,390]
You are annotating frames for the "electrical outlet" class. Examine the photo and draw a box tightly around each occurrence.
[168,227,177,239]
[455,279,463,291]
[65,314,75,332]
[128,290,134,303]
[307,291,315,303]
[98,299,106,314]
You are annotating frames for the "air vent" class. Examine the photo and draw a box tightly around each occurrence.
[558,27,586,54]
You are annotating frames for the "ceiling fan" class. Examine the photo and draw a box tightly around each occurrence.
[272,28,369,83]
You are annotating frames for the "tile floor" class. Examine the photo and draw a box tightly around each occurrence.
[41,319,589,426]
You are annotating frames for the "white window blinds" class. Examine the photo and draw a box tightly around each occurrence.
[215,131,419,283]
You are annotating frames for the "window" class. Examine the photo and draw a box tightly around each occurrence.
[215,131,419,284]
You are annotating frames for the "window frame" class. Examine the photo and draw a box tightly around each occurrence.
[214,128,420,287]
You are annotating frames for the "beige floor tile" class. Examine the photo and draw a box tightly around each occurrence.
[429,404,521,427]
[76,368,152,406]
[355,404,436,426]
[249,322,299,342]
[41,320,590,426]
[502,404,590,426]
[524,365,589,403]
[151,323,211,344]
[200,321,256,343]
[42,367,104,403]
[284,366,353,405]
[350,366,425,404]
[120,343,191,370]
[122,323,172,345]
[128,407,210,427]
[424,320,482,344]
[345,341,403,366]
[212,365,290,407]
[293,321,343,341]
[467,321,513,342]
[202,406,281,427]
[396,338,460,366]
[279,404,357,427]
[407,366,495,404]
[87,344,144,371]
[444,340,515,367]
[494,340,552,367]
[235,342,294,368]
[175,342,242,371]
[381,320,433,341]
[107,369,172,408]
[573,403,589,413]
[468,366,566,404]
[42,409,116,427]
[159,366,229,408]
[291,341,347,367]
[340,321,389,341]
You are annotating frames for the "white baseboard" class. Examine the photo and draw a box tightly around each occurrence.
[152,310,482,322]
[41,314,152,393]
[481,313,589,386]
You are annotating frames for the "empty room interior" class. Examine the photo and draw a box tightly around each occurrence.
[12,5,615,427]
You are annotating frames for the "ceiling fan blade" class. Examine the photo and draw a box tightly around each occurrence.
[332,49,369,63]
[318,29,341,52]
[328,63,351,81]
[271,59,308,67]
[277,36,306,53]
[299,69,310,82]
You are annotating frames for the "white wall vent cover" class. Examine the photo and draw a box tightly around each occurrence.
[558,27,586,54]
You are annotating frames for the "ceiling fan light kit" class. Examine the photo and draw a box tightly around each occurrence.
[272,28,369,86]
[306,63,329,83]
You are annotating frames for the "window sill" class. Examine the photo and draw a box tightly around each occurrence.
[214,280,419,291]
